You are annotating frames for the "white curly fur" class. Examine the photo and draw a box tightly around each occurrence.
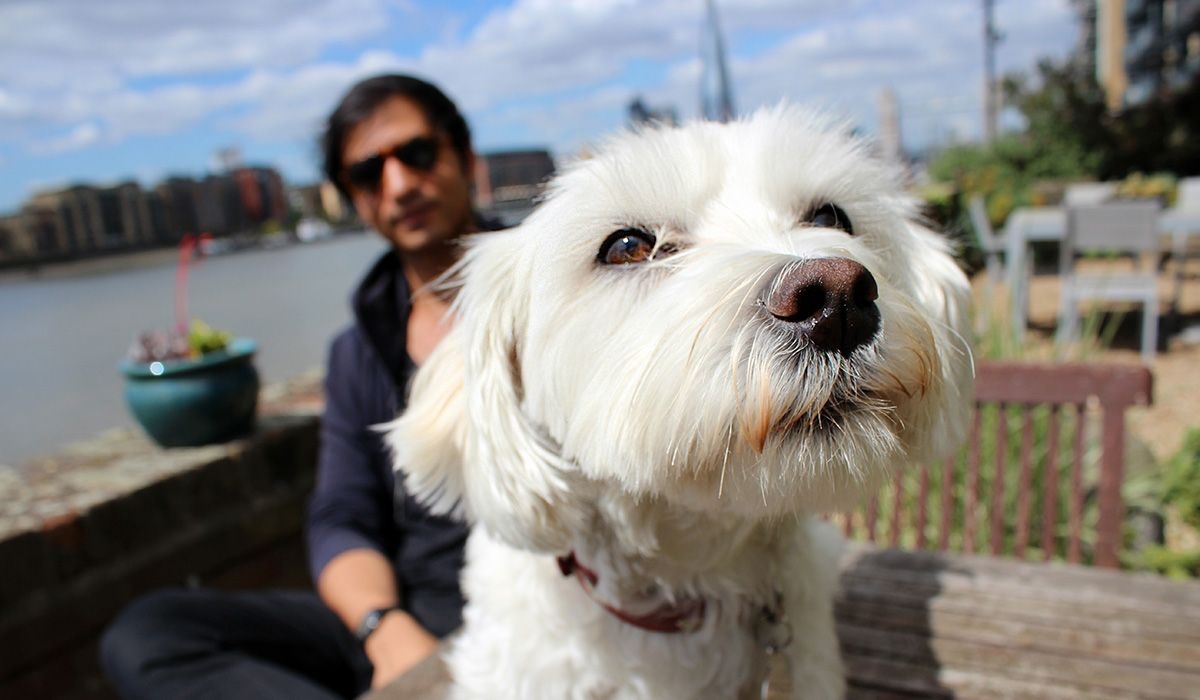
[385,104,974,699]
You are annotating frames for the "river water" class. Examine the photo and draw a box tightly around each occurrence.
[0,232,390,465]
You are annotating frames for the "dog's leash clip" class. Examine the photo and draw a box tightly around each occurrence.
[754,595,793,652]
[753,593,793,700]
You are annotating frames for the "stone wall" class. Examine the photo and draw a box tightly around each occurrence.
[0,376,323,699]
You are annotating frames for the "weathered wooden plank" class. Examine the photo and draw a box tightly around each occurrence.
[841,545,1200,610]
[839,562,1200,626]
[847,686,932,700]
[973,361,1152,408]
[836,597,1200,669]
[933,667,1146,700]
[1042,406,1062,561]
[845,654,1142,699]
[839,622,1198,698]
[1014,403,1035,558]
[965,408,983,554]
[843,654,952,697]
[1069,402,1086,563]
[839,553,1200,612]
[991,401,1009,556]
[838,574,1200,643]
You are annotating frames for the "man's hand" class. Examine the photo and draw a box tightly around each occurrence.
[315,548,439,689]
[364,609,440,689]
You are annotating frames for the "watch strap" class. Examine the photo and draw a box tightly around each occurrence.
[355,605,401,643]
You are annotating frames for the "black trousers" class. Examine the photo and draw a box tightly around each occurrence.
[99,588,374,700]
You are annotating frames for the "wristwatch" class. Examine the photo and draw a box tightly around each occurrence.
[355,606,401,643]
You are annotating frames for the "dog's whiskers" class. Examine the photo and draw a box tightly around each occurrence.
[688,262,774,368]
[738,327,783,453]
[929,309,977,375]
[717,421,733,499]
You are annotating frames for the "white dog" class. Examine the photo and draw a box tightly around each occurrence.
[386,105,973,699]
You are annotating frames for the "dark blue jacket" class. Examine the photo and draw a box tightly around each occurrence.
[305,249,468,638]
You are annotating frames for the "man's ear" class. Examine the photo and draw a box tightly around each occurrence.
[386,230,583,553]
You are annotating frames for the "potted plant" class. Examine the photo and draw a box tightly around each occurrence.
[119,234,260,447]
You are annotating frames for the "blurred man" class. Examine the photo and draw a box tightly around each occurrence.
[100,74,482,698]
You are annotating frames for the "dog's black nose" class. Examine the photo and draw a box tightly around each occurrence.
[764,258,880,356]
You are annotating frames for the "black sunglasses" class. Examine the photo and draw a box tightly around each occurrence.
[342,136,440,191]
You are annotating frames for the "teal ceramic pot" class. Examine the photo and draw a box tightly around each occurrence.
[120,338,260,447]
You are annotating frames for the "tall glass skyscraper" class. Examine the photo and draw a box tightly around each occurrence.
[700,0,735,122]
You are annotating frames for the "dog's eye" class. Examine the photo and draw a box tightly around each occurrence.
[805,203,853,235]
[599,228,657,265]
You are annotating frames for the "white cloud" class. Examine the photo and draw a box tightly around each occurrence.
[217,57,415,142]
[0,0,390,83]
[0,0,1079,147]
[0,0,1083,209]
[31,123,101,154]
[0,0,392,149]
[0,86,34,121]
[286,0,1078,159]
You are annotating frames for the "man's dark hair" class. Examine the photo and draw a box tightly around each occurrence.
[321,74,472,200]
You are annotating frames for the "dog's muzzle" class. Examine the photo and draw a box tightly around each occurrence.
[764,257,880,357]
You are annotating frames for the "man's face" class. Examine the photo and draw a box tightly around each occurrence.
[340,96,475,253]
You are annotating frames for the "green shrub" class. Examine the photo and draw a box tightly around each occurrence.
[1131,546,1200,580]
[1115,172,1178,205]
[1122,429,1200,579]
[1162,429,1200,531]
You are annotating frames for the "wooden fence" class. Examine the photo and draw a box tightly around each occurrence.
[837,361,1153,568]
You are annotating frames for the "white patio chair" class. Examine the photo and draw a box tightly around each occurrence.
[1058,201,1162,363]
[1160,176,1200,312]
[967,195,1007,328]
[968,195,1005,285]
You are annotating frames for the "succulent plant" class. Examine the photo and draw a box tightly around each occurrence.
[126,233,236,364]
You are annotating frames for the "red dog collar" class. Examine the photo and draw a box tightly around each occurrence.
[556,551,708,634]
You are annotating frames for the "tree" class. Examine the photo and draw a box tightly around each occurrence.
[1106,75,1200,178]
[931,55,1200,219]
[1002,57,1200,180]
[1001,59,1108,178]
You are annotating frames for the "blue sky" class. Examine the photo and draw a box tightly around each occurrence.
[0,0,1079,213]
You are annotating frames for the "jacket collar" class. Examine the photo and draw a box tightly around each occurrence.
[350,216,504,389]
[351,249,413,390]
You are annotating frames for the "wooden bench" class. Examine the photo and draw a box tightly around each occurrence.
[372,360,1196,698]
[836,544,1200,699]
[373,543,1200,699]
[841,360,1154,569]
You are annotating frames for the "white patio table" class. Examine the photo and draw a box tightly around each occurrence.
[1002,204,1200,340]
[1002,206,1066,338]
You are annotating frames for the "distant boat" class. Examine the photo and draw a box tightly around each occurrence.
[198,237,237,256]
[296,218,333,242]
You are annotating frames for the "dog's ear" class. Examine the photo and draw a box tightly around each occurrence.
[386,230,583,553]
[384,321,469,519]
[903,221,975,459]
